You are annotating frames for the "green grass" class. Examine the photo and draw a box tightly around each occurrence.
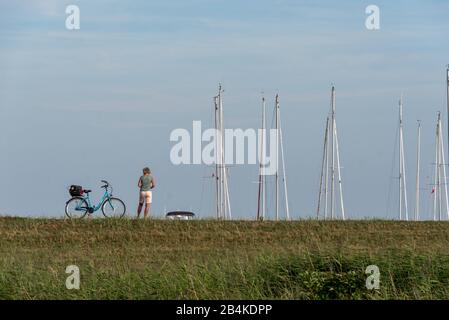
[1,217,449,299]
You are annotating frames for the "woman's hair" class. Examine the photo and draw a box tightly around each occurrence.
[143,167,151,174]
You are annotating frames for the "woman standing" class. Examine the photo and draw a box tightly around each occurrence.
[137,167,156,219]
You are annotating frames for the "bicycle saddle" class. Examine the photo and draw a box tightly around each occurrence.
[83,189,92,193]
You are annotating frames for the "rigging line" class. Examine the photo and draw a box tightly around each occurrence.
[198,167,208,217]
[422,170,431,220]
[199,109,213,218]
[386,123,400,219]
[198,96,215,218]
[264,174,275,220]
[270,102,276,129]
[317,117,330,219]
[279,116,290,220]
[423,162,435,220]
[224,167,232,219]
[334,120,345,220]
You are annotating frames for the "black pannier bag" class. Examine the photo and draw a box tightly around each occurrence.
[69,185,83,197]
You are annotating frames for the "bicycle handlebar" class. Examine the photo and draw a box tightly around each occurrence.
[101,180,110,189]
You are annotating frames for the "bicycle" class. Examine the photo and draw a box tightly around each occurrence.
[65,180,126,219]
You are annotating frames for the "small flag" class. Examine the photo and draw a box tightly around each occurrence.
[431,187,435,194]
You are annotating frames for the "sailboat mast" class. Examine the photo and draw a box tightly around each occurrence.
[324,118,330,219]
[398,96,409,220]
[257,153,262,220]
[214,84,230,220]
[257,97,266,220]
[438,112,443,220]
[219,85,226,219]
[214,96,220,219]
[415,121,421,221]
[275,94,280,221]
[433,114,439,221]
[399,98,403,220]
[262,97,266,220]
[446,66,449,163]
[330,86,336,219]
[438,114,449,220]
[316,86,346,220]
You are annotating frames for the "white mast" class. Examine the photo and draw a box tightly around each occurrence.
[414,121,421,221]
[399,98,403,219]
[279,104,290,220]
[317,86,346,220]
[262,98,266,220]
[266,94,290,221]
[214,96,220,219]
[257,97,267,220]
[330,87,336,219]
[324,117,330,219]
[439,123,443,221]
[446,65,449,164]
[275,94,280,221]
[433,112,449,220]
[439,115,449,220]
[334,120,345,219]
[433,115,439,221]
[398,96,409,220]
[220,85,225,218]
[262,97,266,220]
[214,84,231,220]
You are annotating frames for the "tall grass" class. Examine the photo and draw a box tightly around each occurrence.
[1,217,449,299]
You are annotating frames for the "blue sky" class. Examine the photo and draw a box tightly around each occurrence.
[0,0,448,219]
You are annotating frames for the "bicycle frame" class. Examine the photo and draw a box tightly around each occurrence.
[83,189,112,212]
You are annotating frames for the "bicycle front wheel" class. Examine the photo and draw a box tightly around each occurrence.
[65,197,89,219]
[102,197,126,218]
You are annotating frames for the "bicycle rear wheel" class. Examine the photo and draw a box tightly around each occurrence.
[65,197,89,219]
[102,197,126,218]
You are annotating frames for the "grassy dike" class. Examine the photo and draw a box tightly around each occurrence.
[1,217,449,299]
